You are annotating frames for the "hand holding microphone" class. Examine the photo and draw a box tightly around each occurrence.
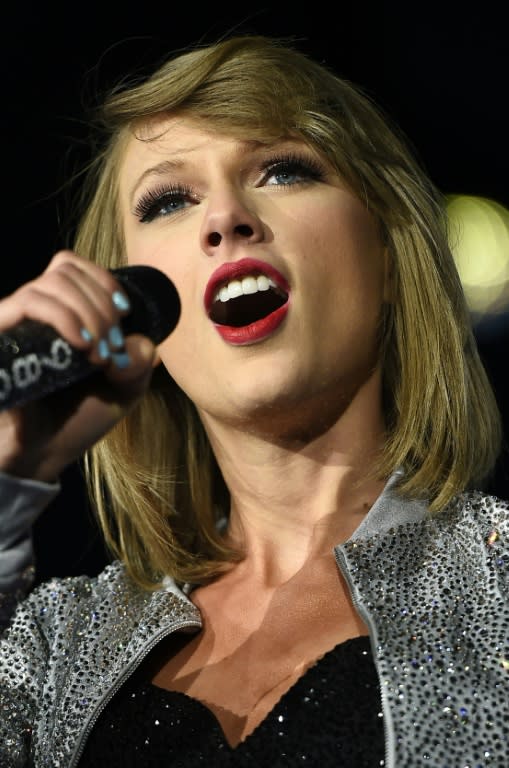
[0,251,180,482]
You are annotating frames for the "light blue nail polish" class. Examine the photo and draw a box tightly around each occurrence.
[97,339,110,359]
[112,351,131,369]
[112,291,131,312]
[108,325,124,349]
[80,328,93,342]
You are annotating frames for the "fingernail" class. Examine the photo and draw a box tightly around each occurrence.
[138,338,155,362]
[97,339,110,359]
[80,327,93,342]
[108,325,124,349]
[112,291,131,312]
[112,351,131,369]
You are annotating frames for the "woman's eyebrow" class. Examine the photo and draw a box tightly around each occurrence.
[128,139,308,203]
[129,159,186,203]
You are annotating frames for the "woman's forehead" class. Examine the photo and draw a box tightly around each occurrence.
[118,116,319,188]
[126,112,307,151]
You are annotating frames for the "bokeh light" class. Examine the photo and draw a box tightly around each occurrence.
[446,195,509,333]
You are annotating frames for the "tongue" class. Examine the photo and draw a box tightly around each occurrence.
[210,290,287,327]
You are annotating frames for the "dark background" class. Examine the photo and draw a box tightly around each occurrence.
[2,2,508,582]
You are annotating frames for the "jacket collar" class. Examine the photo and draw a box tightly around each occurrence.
[348,468,429,542]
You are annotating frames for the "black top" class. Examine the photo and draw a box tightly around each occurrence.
[79,635,385,767]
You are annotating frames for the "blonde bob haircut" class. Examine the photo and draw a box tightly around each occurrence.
[76,34,502,588]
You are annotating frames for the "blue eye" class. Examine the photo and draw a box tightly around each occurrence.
[134,185,194,223]
[263,155,325,187]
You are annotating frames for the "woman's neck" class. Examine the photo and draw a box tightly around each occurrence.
[200,390,387,586]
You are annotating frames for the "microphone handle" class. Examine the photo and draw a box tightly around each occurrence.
[0,319,96,411]
[0,265,180,412]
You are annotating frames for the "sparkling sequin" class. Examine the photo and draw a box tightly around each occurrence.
[78,636,384,767]
[1,490,509,766]
[0,561,201,766]
[338,491,509,766]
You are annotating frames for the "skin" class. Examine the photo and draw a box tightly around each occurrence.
[120,116,390,572]
[118,117,392,745]
[0,253,156,481]
[0,114,392,747]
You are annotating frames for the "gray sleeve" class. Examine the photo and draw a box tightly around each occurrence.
[0,471,60,627]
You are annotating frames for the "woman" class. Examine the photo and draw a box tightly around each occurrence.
[0,34,507,767]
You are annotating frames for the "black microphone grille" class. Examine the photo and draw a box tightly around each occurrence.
[112,266,181,344]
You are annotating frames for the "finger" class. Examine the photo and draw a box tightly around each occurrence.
[0,283,121,369]
[19,271,125,360]
[0,285,95,349]
[46,250,128,302]
[103,335,157,400]
[45,252,132,323]
[0,254,133,365]
[43,254,135,363]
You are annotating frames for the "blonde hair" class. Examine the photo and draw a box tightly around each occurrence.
[75,35,502,588]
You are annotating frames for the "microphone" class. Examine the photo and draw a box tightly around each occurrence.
[0,265,181,412]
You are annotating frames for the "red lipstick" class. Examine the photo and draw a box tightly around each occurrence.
[204,258,290,346]
[214,303,289,345]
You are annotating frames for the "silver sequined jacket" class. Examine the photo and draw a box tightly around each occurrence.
[1,469,509,767]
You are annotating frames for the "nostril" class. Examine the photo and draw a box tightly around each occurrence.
[208,232,222,247]
[235,224,254,237]
[207,224,254,247]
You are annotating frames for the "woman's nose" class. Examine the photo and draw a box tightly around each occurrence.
[200,189,265,255]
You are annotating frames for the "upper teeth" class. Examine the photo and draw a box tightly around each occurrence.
[214,274,277,303]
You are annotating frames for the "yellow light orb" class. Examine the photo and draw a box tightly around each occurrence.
[446,195,509,319]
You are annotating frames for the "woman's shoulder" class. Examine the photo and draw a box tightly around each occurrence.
[12,561,199,639]
[438,489,509,560]
[451,488,509,527]
[11,560,149,632]
[31,559,130,599]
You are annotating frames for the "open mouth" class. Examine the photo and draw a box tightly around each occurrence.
[209,274,288,327]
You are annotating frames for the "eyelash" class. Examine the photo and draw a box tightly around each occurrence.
[133,183,196,224]
[134,153,326,223]
[262,152,326,186]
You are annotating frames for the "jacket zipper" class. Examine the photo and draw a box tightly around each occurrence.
[68,617,202,768]
[68,558,393,767]
[334,546,394,768]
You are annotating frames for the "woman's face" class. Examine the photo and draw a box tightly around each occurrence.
[118,116,389,435]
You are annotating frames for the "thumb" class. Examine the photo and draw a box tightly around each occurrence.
[104,335,158,400]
